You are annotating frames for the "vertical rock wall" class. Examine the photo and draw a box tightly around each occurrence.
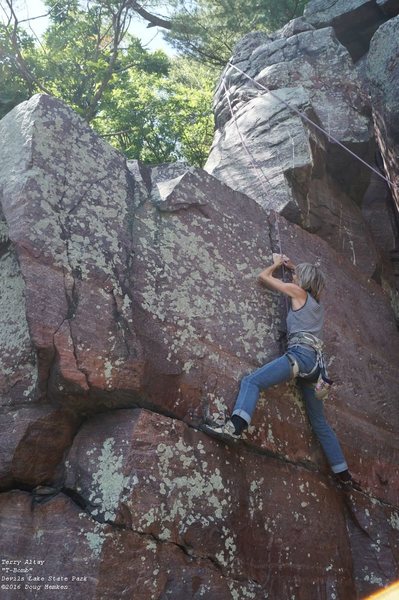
[205,0,399,316]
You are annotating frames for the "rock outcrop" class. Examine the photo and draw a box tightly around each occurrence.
[205,1,399,304]
[303,0,393,60]
[205,26,381,279]
[1,1,399,598]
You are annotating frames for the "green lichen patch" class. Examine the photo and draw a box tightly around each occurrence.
[0,248,37,401]
[88,437,136,522]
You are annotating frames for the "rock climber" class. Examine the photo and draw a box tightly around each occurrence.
[203,253,359,489]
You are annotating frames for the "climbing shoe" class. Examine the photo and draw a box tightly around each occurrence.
[202,419,241,442]
[335,470,362,491]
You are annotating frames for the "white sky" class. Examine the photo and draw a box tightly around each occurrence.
[1,0,174,54]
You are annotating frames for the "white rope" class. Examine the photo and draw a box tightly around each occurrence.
[220,78,274,199]
[226,61,397,191]
[221,76,285,257]
[221,75,289,313]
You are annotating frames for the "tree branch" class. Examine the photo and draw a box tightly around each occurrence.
[100,129,133,137]
[126,0,172,29]
[3,0,53,95]
[84,2,130,122]
[287,0,301,22]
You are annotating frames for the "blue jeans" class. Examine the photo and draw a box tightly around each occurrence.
[232,346,348,474]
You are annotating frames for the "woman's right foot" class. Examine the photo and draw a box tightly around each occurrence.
[335,470,362,491]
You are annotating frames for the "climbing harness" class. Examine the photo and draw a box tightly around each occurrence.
[287,332,333,399]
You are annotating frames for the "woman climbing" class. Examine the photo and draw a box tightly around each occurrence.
[203,253,358,489]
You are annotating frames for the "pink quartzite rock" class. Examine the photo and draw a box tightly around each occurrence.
[0,94,145,404]
[0,406,80,490]
[0,491,246,600]
[64,408,356,598]
[344,490,399,597]
[0,94,398,598]
[275,215,399,505]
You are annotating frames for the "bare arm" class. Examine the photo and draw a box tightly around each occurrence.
[258,254,307,308]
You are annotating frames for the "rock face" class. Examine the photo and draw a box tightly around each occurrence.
[0,90,399,599]
[303,0,391,60]
[205,0,399,315]
[367,15,399,213]
[205,26,379,278]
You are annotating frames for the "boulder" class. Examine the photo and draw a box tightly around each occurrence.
[0,94,145,409]
[272,16,315,38]
[0,490,246,599]
[345,491,399,597]
[212,27,371,143]
[206,88,315,221]
[63,408,356,597]
[303,0,390,59]
[0,406,80,490]
[0,209,37,408]
[252,27,371,147]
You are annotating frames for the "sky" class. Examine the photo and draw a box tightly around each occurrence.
[1,0,174,54]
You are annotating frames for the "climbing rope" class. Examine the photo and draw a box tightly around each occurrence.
[221,78,275,199]
[220,59,397,304]
[220,75,289,312]
[226,61,396,190]
[221,78,284,256]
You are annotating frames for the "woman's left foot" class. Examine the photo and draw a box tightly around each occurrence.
[201,419,241,442]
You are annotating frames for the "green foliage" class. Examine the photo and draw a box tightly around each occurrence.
[92,58,216,166]
[0,0,214,165]
[34,1,169,120]
[0,0,305,163]
[0,25,35,119]
[166,0,308,65]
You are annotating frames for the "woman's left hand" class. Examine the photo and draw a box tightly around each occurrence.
[272,253,285,266]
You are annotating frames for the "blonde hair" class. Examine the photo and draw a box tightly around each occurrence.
[295,263,325,301]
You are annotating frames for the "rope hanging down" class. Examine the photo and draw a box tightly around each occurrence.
[226,61,397,191]
[221,77,285,259]
[221,79,275,198]
[221,75,290,315]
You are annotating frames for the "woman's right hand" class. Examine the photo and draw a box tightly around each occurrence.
[282,255,295,270]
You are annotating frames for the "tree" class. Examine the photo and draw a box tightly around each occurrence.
[36,4,170,122]
[0,23,34,118]
[0,0,305,164]
[92,57,216,166]
[166,0,308,65]
[0,0,169,121]
[125,0,308,65]
[0,0,216,165]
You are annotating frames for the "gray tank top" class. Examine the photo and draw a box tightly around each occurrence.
[286,293,324,339]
